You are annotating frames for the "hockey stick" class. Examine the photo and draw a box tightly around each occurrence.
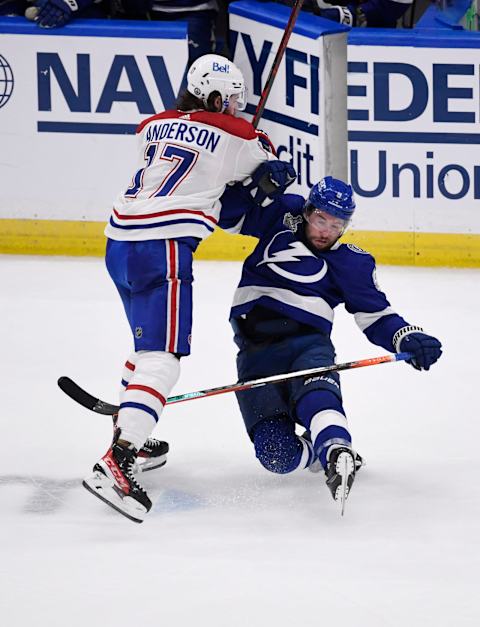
[57,352,412,416]
[252,0,306,129]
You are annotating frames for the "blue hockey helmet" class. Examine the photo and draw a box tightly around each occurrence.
[304,176,356,222]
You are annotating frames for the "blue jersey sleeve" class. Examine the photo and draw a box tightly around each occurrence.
[218,185,304,239]
[336,246,410,351]
[217,183,258,234]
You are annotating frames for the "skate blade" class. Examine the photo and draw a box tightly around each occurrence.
[333,452,355,516]
[136,454,167,473]
[83,471,147,524]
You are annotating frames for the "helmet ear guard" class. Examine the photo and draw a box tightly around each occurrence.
[187,54,246,113]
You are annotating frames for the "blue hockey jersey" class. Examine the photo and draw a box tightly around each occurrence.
[218,185,410,353]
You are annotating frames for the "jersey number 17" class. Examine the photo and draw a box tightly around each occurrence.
[125,142,199,199]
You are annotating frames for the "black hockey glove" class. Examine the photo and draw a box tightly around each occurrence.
[394,327,442,371]
[243,160,297,206]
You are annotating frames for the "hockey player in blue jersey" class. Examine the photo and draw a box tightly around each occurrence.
[218,175,442,509]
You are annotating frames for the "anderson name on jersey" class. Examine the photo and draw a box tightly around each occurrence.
[105,110,271,243]
[218,187,410,352]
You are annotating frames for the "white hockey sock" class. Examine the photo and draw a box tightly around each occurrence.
[116,351,180,450]
[310,409,350,460]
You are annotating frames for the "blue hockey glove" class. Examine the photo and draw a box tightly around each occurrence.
[394,327,442,371]
[243,160,297,206]
[30,0,79,27]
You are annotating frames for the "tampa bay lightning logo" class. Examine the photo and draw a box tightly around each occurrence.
[257,230,328,284]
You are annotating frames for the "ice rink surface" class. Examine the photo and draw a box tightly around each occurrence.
[1,254,479,627]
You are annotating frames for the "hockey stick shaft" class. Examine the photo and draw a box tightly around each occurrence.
[58,352,412,415]
[167,352,412,404]
[252,0,306,129]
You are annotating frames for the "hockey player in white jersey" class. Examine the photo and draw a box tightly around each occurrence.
[83,54,296,523]
[218,176,442,511]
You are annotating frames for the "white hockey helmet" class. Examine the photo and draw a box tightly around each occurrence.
[187,54,247,112]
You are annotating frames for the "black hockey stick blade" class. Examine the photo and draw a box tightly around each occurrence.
[57,376,119,415]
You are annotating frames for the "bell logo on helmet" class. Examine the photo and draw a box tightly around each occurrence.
[212,62,230,73]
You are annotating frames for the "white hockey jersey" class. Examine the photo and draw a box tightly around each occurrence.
[105,110,271,242]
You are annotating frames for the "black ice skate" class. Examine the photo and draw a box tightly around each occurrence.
[112,415,168,472]
[83,436,152,524]
[303,430,364,475]
[325,445,356,516]
[137,437,169,472]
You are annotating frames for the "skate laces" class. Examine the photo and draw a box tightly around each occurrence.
[115,445,147,494]
[124,458,147,493]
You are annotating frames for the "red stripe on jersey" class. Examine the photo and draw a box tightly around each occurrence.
[113,207,217,225]
[126,384,166,406]
[137,110,257,140]
[168,241,179,354]
[125,361,135,371]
